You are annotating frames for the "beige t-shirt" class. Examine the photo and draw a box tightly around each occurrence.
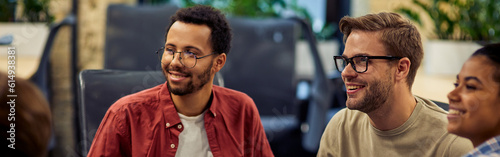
[318,96,473,157]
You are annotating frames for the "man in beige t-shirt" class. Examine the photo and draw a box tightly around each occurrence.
[318,12,473,157]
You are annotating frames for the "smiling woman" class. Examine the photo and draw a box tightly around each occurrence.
[447,43,500,156]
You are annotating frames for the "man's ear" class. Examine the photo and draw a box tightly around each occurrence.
[212,53,226,73]
[396,57,411,81]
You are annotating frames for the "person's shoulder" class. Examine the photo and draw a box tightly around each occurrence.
[213,85,250,98]
[213,85,254,104]
[213,86,259,117]
[415,96,450,123]
[325,108,347,131]
[331,108,347,121]
[320,108,365,156]
[108,84,163,113]
[415,96,448,114]
[441,133,473,156]
[327,108,367,129]
[412,96,454,135]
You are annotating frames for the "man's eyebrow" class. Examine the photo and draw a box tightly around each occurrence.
[354,53,370,57]
[184,46,202,52]
[163,44,202,52]
[342,53,370,58]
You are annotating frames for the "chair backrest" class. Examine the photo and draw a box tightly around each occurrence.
[104,4,178,70]
[222,17,299,116]
[432,100,449,111]
[222,17,332,154]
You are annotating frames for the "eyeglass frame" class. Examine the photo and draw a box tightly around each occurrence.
[333,55,403,73]
[156,46,216,68]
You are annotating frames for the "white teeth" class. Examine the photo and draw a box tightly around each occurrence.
[448,109,463,115]
[347,85,363,90]
[171,74,185,78]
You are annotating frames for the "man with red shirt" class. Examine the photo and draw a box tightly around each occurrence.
[88,5,273,157]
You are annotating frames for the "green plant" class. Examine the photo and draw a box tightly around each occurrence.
[176,0,336,39]
[22,0,53,23]
[0,0,53,23]
[396,0,500,42]
[0,0,17,21]
[396,0,465,40]
[458,0,500,42]
[147,0,171,5]
[179,0,287,18]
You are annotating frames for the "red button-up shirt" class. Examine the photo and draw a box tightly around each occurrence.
[87,83,274,157]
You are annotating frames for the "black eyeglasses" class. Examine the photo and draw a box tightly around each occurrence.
[334,55,403,73]
[156,47,215,68]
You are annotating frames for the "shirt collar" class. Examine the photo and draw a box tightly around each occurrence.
[159,82,219,128]
[206,85,220,118]
[159,82,181,128]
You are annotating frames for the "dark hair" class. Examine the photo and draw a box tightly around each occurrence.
[339,12,423,89]
[165,5,232,55]
[472,43,500,83]
[0,72,52,157]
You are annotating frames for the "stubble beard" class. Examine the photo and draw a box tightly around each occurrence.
[346,74,393,114]
[163,62,213,96]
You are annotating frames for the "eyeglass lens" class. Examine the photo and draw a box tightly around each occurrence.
[157,47,197,68]
[334,56,368,73]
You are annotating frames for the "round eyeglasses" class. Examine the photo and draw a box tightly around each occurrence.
[334,55,403,73]
[156,47,215,68]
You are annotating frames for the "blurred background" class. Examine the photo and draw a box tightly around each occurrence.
[0,0,498,156]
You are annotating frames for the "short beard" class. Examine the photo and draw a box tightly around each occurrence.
[347,72,393,113]
[164,62,213,96]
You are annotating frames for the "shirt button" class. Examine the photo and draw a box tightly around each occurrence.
[170,144,175,148]
[166,123,170,127]
[214,113,216,117]
[177,124,182,129]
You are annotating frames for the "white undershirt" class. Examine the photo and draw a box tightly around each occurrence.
[175,111,213,157]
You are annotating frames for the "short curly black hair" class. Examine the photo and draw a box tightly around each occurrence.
[165,5,232,55]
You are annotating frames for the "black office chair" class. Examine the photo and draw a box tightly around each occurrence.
[29,15,76,102]
[432,100,449,111]
[104,4,178,70]
[27,15,77,154]
[221,17,332,155]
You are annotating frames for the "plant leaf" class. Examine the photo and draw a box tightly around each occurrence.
[394,7,422,26]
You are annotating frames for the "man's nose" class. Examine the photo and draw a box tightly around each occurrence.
[170,52,183,67]
[341,63,358,79]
